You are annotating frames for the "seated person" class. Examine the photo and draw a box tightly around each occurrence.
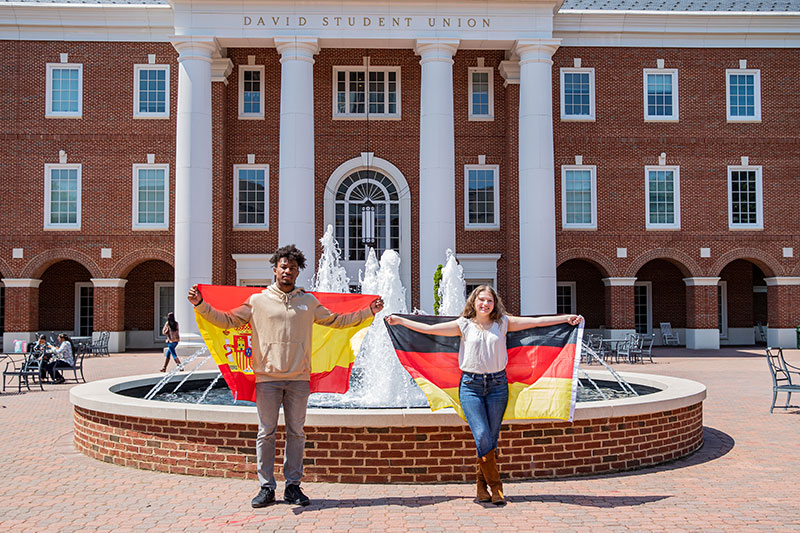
[30,335,50,380]
[45,334,74,384]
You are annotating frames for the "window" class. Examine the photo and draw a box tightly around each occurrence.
[634,282,652,334]
[465,279,494,298]
[726,69,761,122]
[44,164,81,230]
[335,170,400,261]
[233,165,269,229]
[556,282,576,315]
[46,63,83,118]
[333,67,401,119]
[239,66,265,119]
[561,165,597,229]
[468,67,494,120]
[728,165,763,229]
[154,282,174,339]
[560,68,595,121]
[464,165,500,229]
[134,64,170,118]
[718,281,728,339]
[645,166,681,229]
[74,283,94,337]
[132,164,169,229]
[643,69,678,121]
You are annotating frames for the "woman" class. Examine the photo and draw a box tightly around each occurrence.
[31,334,50,381]
[386,286,582,505]
[45,333,74,384]
[160,312,181,372]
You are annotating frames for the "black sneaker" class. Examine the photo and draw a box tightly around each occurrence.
[251,486,275,508]
[284,484,310,506]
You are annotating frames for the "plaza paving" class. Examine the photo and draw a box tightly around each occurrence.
[0,347,798,532]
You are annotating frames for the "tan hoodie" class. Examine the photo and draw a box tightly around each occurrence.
[195,284,372,382]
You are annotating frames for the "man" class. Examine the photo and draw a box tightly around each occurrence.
[188,244,383,507]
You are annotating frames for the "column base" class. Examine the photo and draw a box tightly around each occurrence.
[685,329,720,350]
[3,332,36,353]
[768,328,797,349]
[604,329,635,340]
[720,328,755,346]
[95,331,125,353]
[176,335,209,358]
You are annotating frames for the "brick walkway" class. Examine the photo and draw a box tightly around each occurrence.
[0,347,798,532]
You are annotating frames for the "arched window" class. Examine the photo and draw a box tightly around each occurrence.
[335,170,400,261]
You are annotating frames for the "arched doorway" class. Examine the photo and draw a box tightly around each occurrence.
[718,259,767,345]
[38,260,93,336]
[635,259,688,341]
[324,156,411,303]
[556,259,606,333]
[124,260,173,349]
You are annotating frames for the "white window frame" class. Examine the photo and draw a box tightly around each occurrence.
[726,68,761,123]
[560,67,596,121]
[464,164,500,230]
[727,165,763,230]
[132,163,170,230]
[332,66,402,119]
[561,165,597,230]
[133,64,170,119]
[233,164,270,229]
[238,65,265,119]
[644,165,681,230]
[44,163,82,230]
[718,280,728,339]
[154,282,174,340]
[634,281,653,335]
[468,67,494,121]
[74,282,93,337]
[45,63,83,118]
[643,68,679,122]
[556,281,577,315]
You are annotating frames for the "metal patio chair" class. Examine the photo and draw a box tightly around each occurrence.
[765,347,800,413]
[660,322,680,346]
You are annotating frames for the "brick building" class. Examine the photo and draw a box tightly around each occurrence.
[1,0,798,352]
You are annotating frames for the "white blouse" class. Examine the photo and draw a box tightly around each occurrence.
[456,316,509,374]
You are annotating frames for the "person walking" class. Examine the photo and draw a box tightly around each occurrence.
[160,312,181,372]
[386,285,582,505]
[188,244,383,508]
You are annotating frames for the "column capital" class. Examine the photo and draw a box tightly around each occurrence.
[169,36,220,63]
[274,36,319,63]
[683,277,721,286]
[499,60,520,86]
[90,278,129,288]
[415,38,460,64]
[211,58,233,84]
[765,276,800,286]
[1,278,42,288]
[513,39,561,65]
[602,277,637,287]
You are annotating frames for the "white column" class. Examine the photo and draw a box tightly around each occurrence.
[415,38,459,313]
[516,39,560,315]
[275,37,319,286]
[171,37,216,340]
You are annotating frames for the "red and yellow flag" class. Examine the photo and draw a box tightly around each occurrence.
[193,285,375,403]
[386,316,582,421]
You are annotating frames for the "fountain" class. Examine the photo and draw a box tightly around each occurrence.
[70,233,707,483]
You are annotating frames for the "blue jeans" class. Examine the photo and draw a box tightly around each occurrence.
[459,370,509,458]
[165,342,179,360]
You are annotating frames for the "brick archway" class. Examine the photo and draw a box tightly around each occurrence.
[110,248,174,279]
[710,248,782,278]
[625,249,700,278]
[21,249,103,279]
[0,258,12,279]
[557,248,616,278]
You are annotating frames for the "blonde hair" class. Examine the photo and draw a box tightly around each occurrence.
[461,285,506,323]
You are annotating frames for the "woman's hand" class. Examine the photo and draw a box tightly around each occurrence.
[384,314,401,326]
[567,314,584,326]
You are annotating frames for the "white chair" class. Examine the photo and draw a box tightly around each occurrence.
[660,322,680,346]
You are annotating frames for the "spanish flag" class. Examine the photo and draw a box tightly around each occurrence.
[386,316,582,421]
[194,285,376,403]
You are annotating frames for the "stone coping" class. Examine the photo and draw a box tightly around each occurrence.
[70,370,706,427]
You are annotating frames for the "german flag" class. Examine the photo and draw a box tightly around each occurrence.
[386,315,582,421]
[194,285,375,403]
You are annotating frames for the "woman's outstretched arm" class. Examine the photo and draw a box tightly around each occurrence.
[385,314,462,337]
[507,314,583,332]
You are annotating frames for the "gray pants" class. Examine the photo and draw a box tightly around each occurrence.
[255,380,311,489]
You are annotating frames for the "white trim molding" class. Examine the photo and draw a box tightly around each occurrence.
[90,278,128,288]
[232,254,274,287]
[682,277,722,286]
[602,277,637,286]
[764,277,800,286]
[1,278,42,288]
[456,253,501,289]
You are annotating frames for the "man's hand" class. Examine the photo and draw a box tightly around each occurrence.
[370,297,385,315]
[187,284,203,306]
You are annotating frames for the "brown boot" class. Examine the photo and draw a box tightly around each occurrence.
[478,449,505,505]
[476,458,491,502]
